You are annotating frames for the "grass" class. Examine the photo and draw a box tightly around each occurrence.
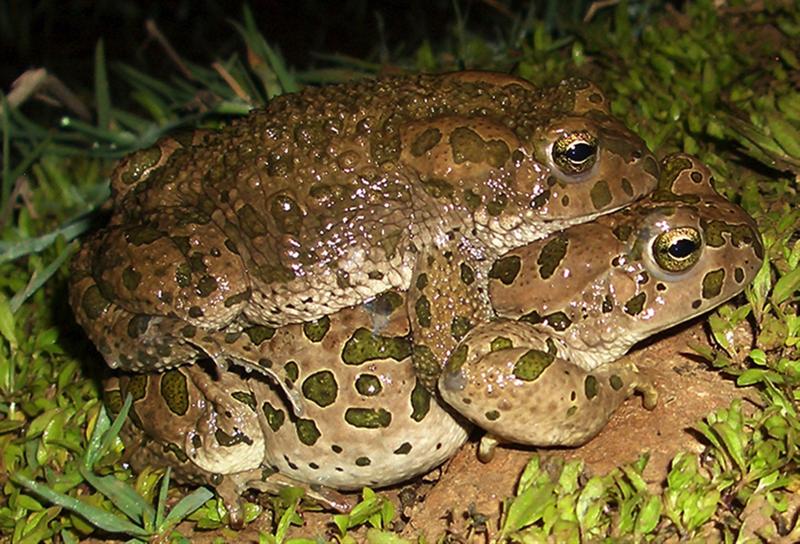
[1,0,799,542]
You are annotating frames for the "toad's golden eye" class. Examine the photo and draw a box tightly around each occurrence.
[652,227,702,273]
[552,130,598,175]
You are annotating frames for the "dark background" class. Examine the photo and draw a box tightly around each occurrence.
[2,0,644,88]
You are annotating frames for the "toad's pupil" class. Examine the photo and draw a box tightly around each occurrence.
[567,142,595,163]
[668,238,697,258]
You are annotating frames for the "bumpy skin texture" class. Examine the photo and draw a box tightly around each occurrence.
[439,154,763,450]
[104,154,761,526]
[70,71,660,382]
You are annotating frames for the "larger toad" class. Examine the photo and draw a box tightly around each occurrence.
[70,71,659,388]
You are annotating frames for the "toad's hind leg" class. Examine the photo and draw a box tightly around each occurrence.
[438,321,657,458]
[103,368,349,528]
[69,209,252,372]
[71,210,305,410]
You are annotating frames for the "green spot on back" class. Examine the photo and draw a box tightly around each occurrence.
[214,428,252,447]
[658,156,693,192]
[537,234,568,279]
[410,381,431,422]
[344,407,392,428]
[295,418,321,445]
[621,177,634,196]
[262,402,285,431]
[125,375,148,402]
[126,225,162,246]
[414,296,432,327]
[490,337,513,351]
[544,311,572,331]
[486,193,508,216]
[519,310,543,325]
[463,189,481,211]
[224,289,251,308]
[584,375,599,400]
[245,325,276,345]
[449,126,510,168]
[196,275,218,297]
[445,344,469,373]
[488,255,522,285]
[412,344,440,390]
[341,328,413,365]
[513,339,557,381]
[411,127,442,156]
[160,370,189,416]
[122,267,142,291]
[450,316,472,340]
[284,361,299,382]
[302,370,338,407]
[303,316,331,342]
[460,263,475,285]
[355,374,383,396]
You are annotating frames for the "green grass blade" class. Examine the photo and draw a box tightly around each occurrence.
[95,39,112,131]
[85,394,132,469]
[12,473,150,538]
[7,137,51,186]
[9,241,76,313]
[235,5,299,97]
[4,100,60,140]
[0,215,92,264]
[60,116,137,147]
[83,400,113,469]
[97,397,133,464]
[1,92,10,207]
[78,466,153,526]
[109,108,152,134]
[155,467,170,528]
[275,500,300,543]
[0,292,18,348]
[772,266,800,305]
[113,63,181,103]
[159,486,215,531]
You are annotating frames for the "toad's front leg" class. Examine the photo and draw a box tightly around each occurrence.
[437,320,657,460]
